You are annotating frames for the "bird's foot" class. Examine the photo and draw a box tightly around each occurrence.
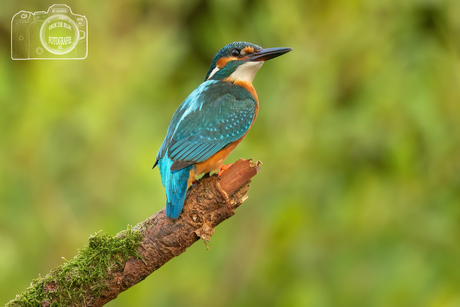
[218,163,233,178]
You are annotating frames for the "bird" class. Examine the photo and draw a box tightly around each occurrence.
[153,41,292,219]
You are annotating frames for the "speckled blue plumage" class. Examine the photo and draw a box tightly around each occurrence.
[155,79,257,219]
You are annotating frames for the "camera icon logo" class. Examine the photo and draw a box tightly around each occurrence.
[11,4,88,60]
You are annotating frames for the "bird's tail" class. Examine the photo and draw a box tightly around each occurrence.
[158,156,192,219]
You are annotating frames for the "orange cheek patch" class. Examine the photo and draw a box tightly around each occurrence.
[216,56,238,68]
[242,46,255,54]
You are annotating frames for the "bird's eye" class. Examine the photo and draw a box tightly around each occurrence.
[231,49,240,57]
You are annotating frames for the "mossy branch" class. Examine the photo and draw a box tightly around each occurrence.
[7,159,261,307]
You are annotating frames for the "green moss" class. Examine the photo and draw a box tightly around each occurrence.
[7,225,143,307]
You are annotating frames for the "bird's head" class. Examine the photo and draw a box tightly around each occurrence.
[205,41,292,83]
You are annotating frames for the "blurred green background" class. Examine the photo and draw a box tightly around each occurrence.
[1,0,460,306]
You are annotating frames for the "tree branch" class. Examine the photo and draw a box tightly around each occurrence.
[7,158,261,307]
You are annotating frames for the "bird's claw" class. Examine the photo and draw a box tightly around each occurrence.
[217,163,233,179]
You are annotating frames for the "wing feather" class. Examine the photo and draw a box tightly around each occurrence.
[156,80,256,171]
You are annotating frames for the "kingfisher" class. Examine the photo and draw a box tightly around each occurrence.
[153,41,292,219]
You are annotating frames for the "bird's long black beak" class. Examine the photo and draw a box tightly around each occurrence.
[249,47,293,62]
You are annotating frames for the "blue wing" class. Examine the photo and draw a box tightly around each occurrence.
[155,80,256,171]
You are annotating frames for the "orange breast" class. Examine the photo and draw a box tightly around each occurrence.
[187,139,243,188]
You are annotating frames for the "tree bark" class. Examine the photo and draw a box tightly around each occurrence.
[7,158,261,307]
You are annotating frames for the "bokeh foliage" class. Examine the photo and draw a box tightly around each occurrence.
[1,0,460,306]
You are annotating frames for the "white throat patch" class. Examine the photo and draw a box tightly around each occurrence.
[228,61,263,83]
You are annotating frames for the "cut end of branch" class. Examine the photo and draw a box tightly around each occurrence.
[219,159,261,196]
